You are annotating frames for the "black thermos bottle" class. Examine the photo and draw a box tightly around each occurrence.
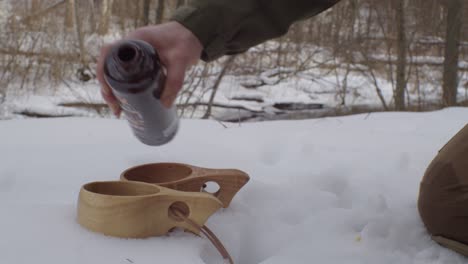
[103,40,179,146]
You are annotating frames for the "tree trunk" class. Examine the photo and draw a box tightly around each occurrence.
[442,0,463,106]
[395,0,407,110]
[142,0,151,25]
[133,0,141,27]
[74,0,86,66]
[203,56,236,119]
[88,0,96,32]
[155,0,165,24]
[65,0,75,29]
[31,0,40,12]
[98,0,114,35]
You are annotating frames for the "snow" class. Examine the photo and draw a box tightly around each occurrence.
[1,108,468,263]
[4,95,93,117]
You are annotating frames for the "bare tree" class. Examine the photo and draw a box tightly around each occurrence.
[156,0,165,24]
[442,0,463,106]
[74,0,86,68]
[3,0,468,120]
[31,0,40,12]
[87,0,96,31]
[65,0,75,29]
[395,0,407,110]
[203,56,237,119]
[98,0,114,35]
[132,0,140,27]
[142,0,151,25]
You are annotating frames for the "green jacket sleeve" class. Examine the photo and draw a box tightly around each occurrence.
[171,0,340,61]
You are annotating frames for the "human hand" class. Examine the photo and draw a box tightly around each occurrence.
[96,22,203,117]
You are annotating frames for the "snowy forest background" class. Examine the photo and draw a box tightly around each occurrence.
[0,0,467,121]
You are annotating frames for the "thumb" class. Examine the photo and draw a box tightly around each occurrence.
[160,62,186,108]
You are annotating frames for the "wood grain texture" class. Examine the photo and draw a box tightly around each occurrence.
[77,181,223,238]
[120,163,250,208]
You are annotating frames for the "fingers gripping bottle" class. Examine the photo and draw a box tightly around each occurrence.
[103,40,179,146]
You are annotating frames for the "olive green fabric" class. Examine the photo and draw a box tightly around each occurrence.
[171,0,340,61]
[418,124,468,253]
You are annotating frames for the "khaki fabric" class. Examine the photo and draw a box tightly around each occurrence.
[418,124,468,254]
[432,236,468,257]
[171,0,340,61]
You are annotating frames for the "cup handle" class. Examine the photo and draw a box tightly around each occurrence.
[172,167,250,208]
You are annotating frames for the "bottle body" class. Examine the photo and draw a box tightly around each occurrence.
[103,40,179,146]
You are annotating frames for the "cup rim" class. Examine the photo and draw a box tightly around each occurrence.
[82,181,161,197]
[121,162,193,184]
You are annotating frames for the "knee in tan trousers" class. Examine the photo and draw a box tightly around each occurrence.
[418,124,468,256]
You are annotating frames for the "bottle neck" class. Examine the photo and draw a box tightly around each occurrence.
[104,40,161,85]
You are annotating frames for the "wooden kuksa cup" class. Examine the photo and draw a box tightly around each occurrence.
[77,163,249,238]
[77,181,223,238]
[120,163,250,208]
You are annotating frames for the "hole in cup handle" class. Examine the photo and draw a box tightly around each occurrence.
[168,201,190,222]
[201,181,221,197]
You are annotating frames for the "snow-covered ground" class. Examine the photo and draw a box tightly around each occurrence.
[1,108,467,263]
